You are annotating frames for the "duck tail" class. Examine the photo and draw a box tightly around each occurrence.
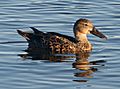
[17,30,31,40]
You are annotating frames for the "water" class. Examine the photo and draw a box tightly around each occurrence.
[0,0,120,89]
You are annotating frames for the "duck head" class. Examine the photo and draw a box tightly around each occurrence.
[73,19,107,42]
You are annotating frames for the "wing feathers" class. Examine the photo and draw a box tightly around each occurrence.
[30,27,45,35]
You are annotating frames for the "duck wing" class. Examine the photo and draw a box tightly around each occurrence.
[17,29,48,50]
[17,27,76,53]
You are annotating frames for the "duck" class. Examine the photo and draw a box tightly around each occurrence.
[17,18,107,54]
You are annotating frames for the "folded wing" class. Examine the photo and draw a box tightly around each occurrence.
[17,27,76,53]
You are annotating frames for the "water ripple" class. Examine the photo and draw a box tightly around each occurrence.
[0,0,120,89]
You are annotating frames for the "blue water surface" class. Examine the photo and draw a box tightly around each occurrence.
[0,0,120,89]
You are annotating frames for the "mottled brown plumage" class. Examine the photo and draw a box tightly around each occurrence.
[17,19,107,54]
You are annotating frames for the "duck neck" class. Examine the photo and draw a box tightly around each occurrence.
[75,34,92,51]
[75,34,89,43]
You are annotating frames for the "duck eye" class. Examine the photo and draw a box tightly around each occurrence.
[84,23,88,26]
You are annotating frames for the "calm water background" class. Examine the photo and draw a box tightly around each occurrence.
[0,0,120,89]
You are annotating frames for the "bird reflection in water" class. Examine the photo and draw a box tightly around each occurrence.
[18,49,75,62]
[73,51,106,82]
[18,49,106,83]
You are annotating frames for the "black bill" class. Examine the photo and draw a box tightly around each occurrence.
[90,27,107,40]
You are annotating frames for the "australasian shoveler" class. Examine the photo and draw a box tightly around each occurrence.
[17,19,107,54]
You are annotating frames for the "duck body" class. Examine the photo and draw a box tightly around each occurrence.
[17,28,91,54]
[17,19,107,54]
